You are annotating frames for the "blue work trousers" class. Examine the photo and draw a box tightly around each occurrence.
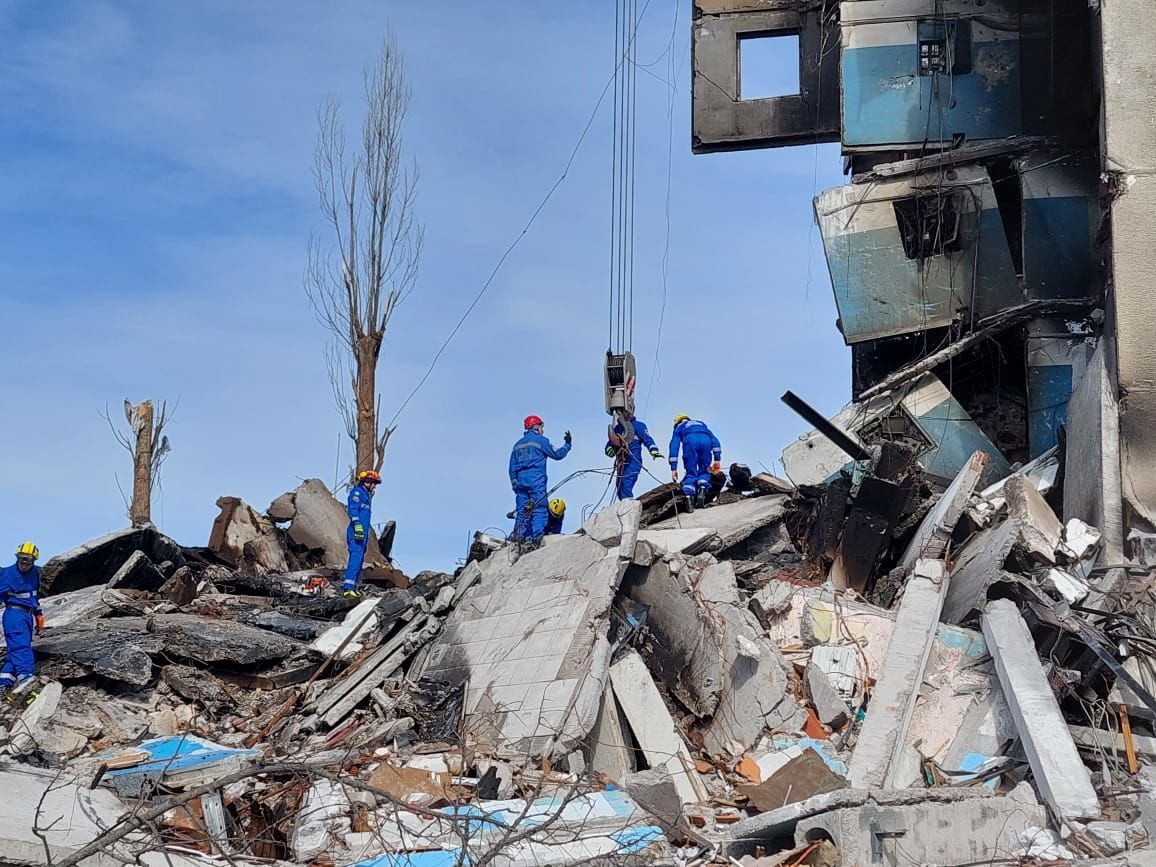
[0,606,34,685]
[513,483,548,540]
[681,434,714,496]
[344,525,367,590]
[616,449,644,500]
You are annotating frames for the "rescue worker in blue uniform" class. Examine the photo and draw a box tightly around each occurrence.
[0,542,44,697]
[545,498,566,535]
[605,417,663,500]
[669,414,722,511]
[343,470,381,597]
[509,415,571,544]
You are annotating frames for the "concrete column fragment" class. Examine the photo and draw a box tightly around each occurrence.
[847,559,949,789]
[981,598,1101,821]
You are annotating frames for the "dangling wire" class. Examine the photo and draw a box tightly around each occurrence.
[609,0,639,356]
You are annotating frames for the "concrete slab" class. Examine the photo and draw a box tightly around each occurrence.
[589,683,633,783]
[648,495,788,551]
[635,528,717,555]
[1065,341,1124,563]
[626,557,804,754]
[609,649,707,805]
[416,534,624,758]
[1005,473,1063,564]
[848,559,950,788]
[942,517,1024,625]
[896,451,988,574]
[795,783,1047,866]
[0,765,126,865]
[982,599,1101,821]
[582,499,642,553]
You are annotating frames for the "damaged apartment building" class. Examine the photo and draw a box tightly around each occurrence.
[692,0,1155,557]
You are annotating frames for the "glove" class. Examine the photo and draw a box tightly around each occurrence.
[650,448,663,460]
[605,445,616,458]
[563,430,572,446]
[353,523,366,543]
[672,469,679,482]
[710,461,722,474]
[35,614,44,635]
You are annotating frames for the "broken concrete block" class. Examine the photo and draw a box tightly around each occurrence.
[624,557,804,754]
[107,549,167,592]
[897,451,988,573]
[582,498,642,552]
[310,597,384,659]
[1084,820,1131,855]
[848,559,949,789]
[610,649,707,805]
[942,517,1024,624]
[38,585,110,627]
[7,681,62,756]
[415,534,624,758]
[794,783,1048,866]
[293,778,352,861]
[648,494,789,551]
[589,683,634,782]
[620,769,685,840]
[749,580,794,628]
[40,526,186,595]
[208,496,288,573]
[1006,473,1064,563]
[805,661,850,729]
[982,599,1101,821]
[151,613,302,666]
[266,490,297,522]
[636,527,717,556]
[37,621,161,686]
[162,665,234,714]
[0,765,125,863]
[159,565,198,606]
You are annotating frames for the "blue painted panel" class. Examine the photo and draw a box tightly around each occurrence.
[842,40,1021,147]
[913,394,1012,485]
[826,211,1020,343]
[1023,196,1094,300]
[1028,364,1073,458]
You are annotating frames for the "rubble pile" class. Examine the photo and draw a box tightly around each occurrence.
[8,451,1156,867]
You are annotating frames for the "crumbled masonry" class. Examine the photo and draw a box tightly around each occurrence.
[10,436,1156,866]
[8,2,1153,863]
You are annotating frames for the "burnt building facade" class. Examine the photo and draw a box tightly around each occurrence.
[693,0,1156,553]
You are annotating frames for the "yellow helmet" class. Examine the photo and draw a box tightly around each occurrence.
[14,542,39,560]
[673,414,690,426]
[548,498,566,517]
[357,470,382,485]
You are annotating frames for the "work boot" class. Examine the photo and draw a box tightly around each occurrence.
[695,489,707,510]
[684,494,695,513]
[342,588,363,599]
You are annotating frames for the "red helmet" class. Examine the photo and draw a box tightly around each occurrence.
[524,415,544,430]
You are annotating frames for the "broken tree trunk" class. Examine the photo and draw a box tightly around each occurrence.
[130,400,153,527]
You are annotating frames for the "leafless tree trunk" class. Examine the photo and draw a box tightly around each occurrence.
[104,399,173,526]
[130,400,154,526]
[306,31,422,475]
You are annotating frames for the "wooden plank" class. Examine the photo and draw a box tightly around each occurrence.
[312,614,426,718]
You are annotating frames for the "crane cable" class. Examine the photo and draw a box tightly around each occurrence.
[608,0,639,357]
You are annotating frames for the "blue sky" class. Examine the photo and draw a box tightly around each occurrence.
[0,1,847,574]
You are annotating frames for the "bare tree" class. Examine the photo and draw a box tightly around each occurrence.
[103,399,173,527]
[306,32,422,475]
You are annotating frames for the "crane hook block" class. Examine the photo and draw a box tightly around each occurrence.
[604,351,637,417]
